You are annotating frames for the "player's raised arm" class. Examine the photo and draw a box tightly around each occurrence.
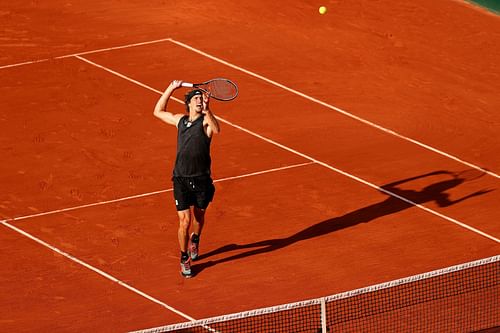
[153,80,184,127]
[202,92,220,137]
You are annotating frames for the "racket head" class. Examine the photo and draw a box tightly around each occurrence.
[195,78,238,101]
[453,168,488,182]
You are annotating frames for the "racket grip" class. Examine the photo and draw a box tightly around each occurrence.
[181,82,194,88]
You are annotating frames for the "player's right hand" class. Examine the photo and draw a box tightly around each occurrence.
[170,80,183,89]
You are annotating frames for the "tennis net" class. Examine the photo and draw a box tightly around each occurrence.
[132,255,499,333]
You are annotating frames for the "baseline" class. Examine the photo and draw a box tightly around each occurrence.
[166,38,498,180]
[1,36,497,179]
[0,37,173,70]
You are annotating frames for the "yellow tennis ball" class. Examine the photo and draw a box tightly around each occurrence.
[319,6,327,15]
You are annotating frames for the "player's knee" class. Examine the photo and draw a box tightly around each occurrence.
[193,207,206,222]
[178,213,191,230]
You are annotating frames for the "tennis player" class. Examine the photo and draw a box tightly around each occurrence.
[153,80,220,278]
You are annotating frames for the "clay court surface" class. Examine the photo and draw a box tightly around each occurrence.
[1,1,499,331]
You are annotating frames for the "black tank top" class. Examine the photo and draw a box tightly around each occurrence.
[173,115,212,177]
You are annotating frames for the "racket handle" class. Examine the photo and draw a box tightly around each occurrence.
[181,82,194,88]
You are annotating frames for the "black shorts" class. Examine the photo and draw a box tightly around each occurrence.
[172,176,215,211]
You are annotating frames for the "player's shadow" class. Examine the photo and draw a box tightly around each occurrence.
[192,170,493,276]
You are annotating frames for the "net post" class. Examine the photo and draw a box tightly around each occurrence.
[320,297,327,333]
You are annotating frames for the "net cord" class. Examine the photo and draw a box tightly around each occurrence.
[130,255,499,333]
[326,254,499,303]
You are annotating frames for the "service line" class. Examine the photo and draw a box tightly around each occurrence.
[74,54,499,244]
[167,38,499,180]
[1,36,497,180]
[1,162,314,224]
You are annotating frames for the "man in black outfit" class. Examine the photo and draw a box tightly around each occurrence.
[153,80,220,278]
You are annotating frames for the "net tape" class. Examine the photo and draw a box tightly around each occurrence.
[131,255,499,333]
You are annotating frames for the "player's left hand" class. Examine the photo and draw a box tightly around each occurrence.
[202,92,210,113]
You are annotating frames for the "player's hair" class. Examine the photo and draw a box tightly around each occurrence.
[184,89,203,112]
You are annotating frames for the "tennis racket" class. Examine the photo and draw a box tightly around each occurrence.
[452,169,488,182]
[181,78,238,101]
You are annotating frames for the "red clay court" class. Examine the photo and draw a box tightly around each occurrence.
[1,1,499,332]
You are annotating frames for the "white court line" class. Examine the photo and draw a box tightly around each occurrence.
[56,37,174,59]
[0,220,196,323]
[0,162,314,328]
[2,36,499,326]
[167,38,499,180]
[0,162,314,224]
[73,54,500,244]
[0,58,50,70]
[1,36,497,180]
[0,37,173,70]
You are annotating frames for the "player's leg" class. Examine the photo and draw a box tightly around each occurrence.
[173,176,194,277]
[177,209,192,255]
[177,209,192,277]
[178,209,192,277]
[190,207,205,260]
[192,206,205,235]
[190,177,215,260]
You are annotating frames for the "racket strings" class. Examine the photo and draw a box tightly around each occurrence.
[456,169,487,182]
[207,80,237,100]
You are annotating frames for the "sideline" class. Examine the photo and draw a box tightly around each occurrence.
[74,54,500,244]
